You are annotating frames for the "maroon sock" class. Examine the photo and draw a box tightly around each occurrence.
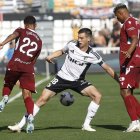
[131,95,140,118]
[123,95,138,121]
[24,97,34,115]
[2,87,11,96]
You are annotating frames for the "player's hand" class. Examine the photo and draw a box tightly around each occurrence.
[45,57,55,64]
[121,50,131,58]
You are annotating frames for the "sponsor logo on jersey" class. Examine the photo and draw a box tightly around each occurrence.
[14,58,31,64]
[68,55,84,66]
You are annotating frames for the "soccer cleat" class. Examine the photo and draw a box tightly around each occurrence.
[0,95,8,112]
[135,127,140,132]
[134,122,140,132]
[124,122,140,132]
[8,124,21,133]
[26,114,34,133]
[82,125,96,132]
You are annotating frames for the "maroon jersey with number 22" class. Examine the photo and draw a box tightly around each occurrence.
[7,27,42,73]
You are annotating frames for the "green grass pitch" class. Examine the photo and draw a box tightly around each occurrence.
[0,73,140,140]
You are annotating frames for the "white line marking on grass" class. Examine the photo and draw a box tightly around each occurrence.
[8,76,50,103]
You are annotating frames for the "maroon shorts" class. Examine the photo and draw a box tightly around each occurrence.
[4,69,36,93]
[119,66,140,89]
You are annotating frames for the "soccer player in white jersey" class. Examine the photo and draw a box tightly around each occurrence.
[8,28,119,133]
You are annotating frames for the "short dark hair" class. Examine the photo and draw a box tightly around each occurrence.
[24,15,36,24]
[78,28,92,37]
[113,3,128,14]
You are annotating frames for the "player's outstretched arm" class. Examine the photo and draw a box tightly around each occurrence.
[0,32,19,50]
[101,63,119,83]
[45,49,64,64]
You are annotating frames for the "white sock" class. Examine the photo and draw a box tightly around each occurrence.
[18,115,27,129]
[33,104,40,116]
[3,95,9,104]
[83,101,99,126]
[18,104,40,128]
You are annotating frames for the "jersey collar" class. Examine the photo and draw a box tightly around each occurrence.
[27,28,36,33]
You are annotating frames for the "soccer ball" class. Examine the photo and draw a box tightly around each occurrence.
[60,92,74,106]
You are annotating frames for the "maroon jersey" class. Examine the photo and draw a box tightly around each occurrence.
[7,28,42,73]
[120,16,140,67]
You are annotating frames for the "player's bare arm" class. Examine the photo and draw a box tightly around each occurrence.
[45,49,64,64]
[0,32,19,50]
[101,63,119,83]
[127,35,138,56]
[121,35,138,58]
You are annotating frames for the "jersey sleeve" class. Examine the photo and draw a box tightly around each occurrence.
[62,45,69,53]
[13,27,22,35]
[125,18,138,38]
[13,27,23,37]
[62,40,77,53]
[98,60,105,66]
[88,50,103,64]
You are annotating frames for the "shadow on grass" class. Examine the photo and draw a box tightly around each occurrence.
[0,126,9,131]
[35,125,126,131]
[35,126,81,131]
[5,125,126,133]
[95,124,126,131]
[5,126,81,133]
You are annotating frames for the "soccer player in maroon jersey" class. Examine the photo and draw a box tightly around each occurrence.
[0,15,42,133]
[114,3,140,132]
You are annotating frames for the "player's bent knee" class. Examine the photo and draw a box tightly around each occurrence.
[96,93,102,101]
[89,92,102,104]
[98,93,102,99]
[120,89,132,98]
[36,96,48,107]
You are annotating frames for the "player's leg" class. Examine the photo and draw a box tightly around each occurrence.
[120,67,140,132]
[132,68,140,118]
[131,96,140,118]
[8,88,56,132]
[8,76,62,132]
[8,114,27,132]
[0,70,19,112]
[17,72,36,133]
[81,85,101,132]
[22,88,35,133]
[36,88,56,106]
[121,88,140,132]
[8,104,40,132]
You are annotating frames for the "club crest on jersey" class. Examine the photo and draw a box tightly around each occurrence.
[68,55,84,66]
[83,56,88,60]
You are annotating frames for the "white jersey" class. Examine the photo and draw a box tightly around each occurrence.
[57,41,104,81]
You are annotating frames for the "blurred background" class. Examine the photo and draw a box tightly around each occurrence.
[0,0,140,75]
